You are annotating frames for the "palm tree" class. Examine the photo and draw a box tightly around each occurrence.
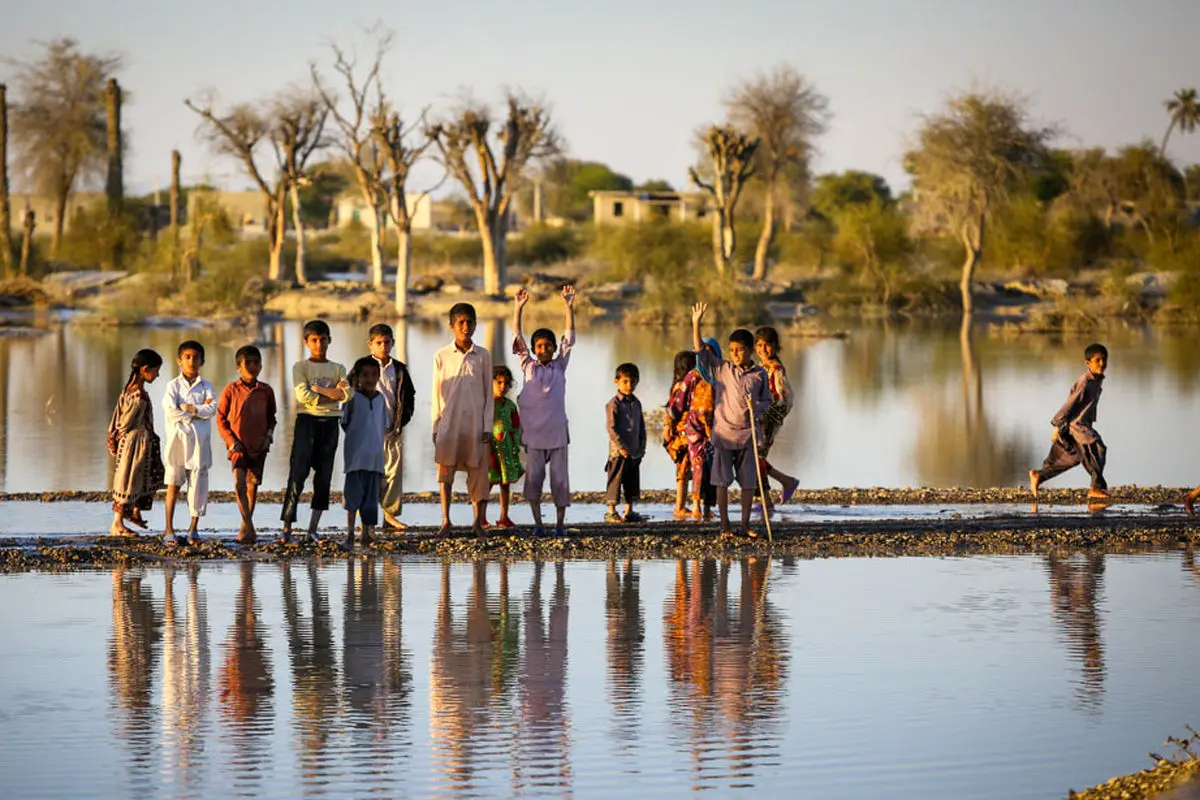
[1161,88,1200,157]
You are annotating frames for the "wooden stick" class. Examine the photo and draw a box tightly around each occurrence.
[746,393,773,543]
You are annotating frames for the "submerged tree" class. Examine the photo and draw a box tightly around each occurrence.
[6,38,122,257]
[430,93,560,296]
[725,65,829,280]
[905,90,1052,316]
[1161,88,1199,158]
[689,125,760,276]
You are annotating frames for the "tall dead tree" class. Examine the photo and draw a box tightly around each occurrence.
[273,91,328,286]
[19,206,34,275]
[690,126,760,276]
[430,93,559,296]
[186,97,289,282]
[104,78,124,267]
[169,149,181,275]
[725,65,829,280]
[0,84,12,275]
[312,38,390,289]
[374,107,434,316]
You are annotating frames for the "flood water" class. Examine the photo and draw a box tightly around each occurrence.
[1,554,1199,799]
[2,318,1200,496]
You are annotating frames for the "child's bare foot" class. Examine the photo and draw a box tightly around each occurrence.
[743,528,759,539]
[718,529,735,539]
[436,523,452,537]
[1087,488,1112,500]
[384,513,407,530]
[1028,470,1040,499]
[673,506,691,520]
[361,527,373,546]
[163,525,176,540]
[473,522,487,538]
[109,523,137,537]
[691,506,703,521]
[1185,494,1196,516]
[344,531,356,547]
[276,528,292,545]
[128,514,149,529]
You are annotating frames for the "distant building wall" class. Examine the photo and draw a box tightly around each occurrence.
[7,192,106,233]
[187,190,271,234]
[333,192,433,232]
[590,190,711,224]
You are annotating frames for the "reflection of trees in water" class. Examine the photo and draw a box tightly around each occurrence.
[662,558,789,789]
[218,561,274,787]
[1045,550,1106,711]
[914,320,1032,487]
[837,325,908,409]
[1183,549,1200,586]
[605,558,643,748]
[430,560,522,794]
[514,560,572,793]
[160,565,210,791]
[108,567,162,780]
[342,557,412,760]
[280,561,338,782]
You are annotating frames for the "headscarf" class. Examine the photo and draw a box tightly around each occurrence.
[696,337,722,385]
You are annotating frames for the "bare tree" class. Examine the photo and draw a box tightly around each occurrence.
[273,90,328,285]
[689,126,760,276]
[6,38,122,257]
[104,77,124,267]
[169,149,181,275]
[374,106,435,315]
[905,90,1052,316]
[0,84,12,275]
[19,206,34,275]
[726,65,829,280]
[430,93,559,296]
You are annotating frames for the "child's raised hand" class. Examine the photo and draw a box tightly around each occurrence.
[561,284,576,307]
[691,302,708,323]
[515,287,530,307]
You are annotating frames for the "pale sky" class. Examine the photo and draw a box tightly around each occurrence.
[3,0,1198,196]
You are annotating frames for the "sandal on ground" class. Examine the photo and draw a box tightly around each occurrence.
[496,517,517,529]
[187,533,202,545]
[624,511,648,524]
[532,526,547,537]
[603,512,624,523]
[555,526,566,537]
[275,532,292,545]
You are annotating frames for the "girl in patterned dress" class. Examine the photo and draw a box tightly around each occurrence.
[754,327,800,512]
[107,348,165,536]
[488,365,523,528]
[666,349,718,521]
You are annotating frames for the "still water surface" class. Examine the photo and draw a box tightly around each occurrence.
[1,554,1199,798]
[2,319,1200,494]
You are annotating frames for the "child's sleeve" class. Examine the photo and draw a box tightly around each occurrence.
[194,379,218,420]
[399,365,415,429]
[340,395,353,431]
[430,352,444,433]
[513,334,534,372]
[606,398,621,450]
[1051,379,1085,429]
[216,385,237,450]
[293,362,319,407]
[162,379,187,425]
[753,371,773,418]
[266,386,277,443]
[558,330,576,369]
[481,349,494,437]
[337,363,352,404]
[636,400,647,459]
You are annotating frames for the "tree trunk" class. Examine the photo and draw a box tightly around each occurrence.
[20,208,34,275]
[105,79,123,269]
[752,186,776,280]
[710,212,726,275]
[289,182,308,286]
[52,189,67,258]
[368,201,385,289]
[478,207,501,296]
[395,226,411,317]
[959,218,983,317]
[0,83,11,275]
[1161,119,1178,158]
[169,150,181,276]
[493,212,509,294]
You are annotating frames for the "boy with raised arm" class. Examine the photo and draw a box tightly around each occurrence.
[692,302,772,537]
[513,284,576,536]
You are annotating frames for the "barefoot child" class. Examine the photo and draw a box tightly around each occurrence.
[162,340,217,545]
[282,320,350,542]
[664,351,697,518]
[107,349,165,537]
[216,345,277,544]
[342,357,388,546]
[692,303,772,537]
[366,324,415,529]
[432,303,493,537]
[489,365,523,528]
[513,285,576,536]
[665,350,717,520]
[605,363,647,523]
[1029,343,1111,502]
[754,326,800,510]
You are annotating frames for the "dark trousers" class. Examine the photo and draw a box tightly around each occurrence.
[344,469,382,527]
[282,414,340,523]
[1035,435,1107,491]
[605,455,642,505]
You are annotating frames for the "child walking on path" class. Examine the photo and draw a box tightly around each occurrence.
[162,340,217,545]
[489,365,524,528]
[754,326,800,510]
[366,324,415,530]
[432,303,493,537]
[692,303,772,537]
[282,320,350,542]
[605,363,647,523]
[342,357,389,546]
[664,350,717,520]
[1029,343,1111,501]
[513,285,576,535]
[217,345,277,544]
[107,349,165,537]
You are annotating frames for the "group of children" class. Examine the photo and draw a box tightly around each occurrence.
[105,287,1152,543]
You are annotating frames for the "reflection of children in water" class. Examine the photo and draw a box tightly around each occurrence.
[605,558,644,743]
[108,567,161,780]
[218,561,274,777]
[160,565,210,788]
[662,558,789,789]
[1045,551,1106,710]
[280,561,337,779]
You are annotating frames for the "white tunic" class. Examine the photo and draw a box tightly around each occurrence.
[162,374,217,471]
[431,342,493,468]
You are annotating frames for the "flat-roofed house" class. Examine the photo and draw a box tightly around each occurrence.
[590,190,711,224]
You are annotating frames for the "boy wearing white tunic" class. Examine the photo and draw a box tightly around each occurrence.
[162,340,217,544]
[432,303,493,538]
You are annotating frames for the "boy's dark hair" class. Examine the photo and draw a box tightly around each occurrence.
[368,323,394,340]
[673,350,697,383]
[348,355,381,386]
[303,319,332,339]
[234,345,262,365]
[729,329,755,350]
[753,326,781,353]
[448,303,477,324]
[1084,343,1108,361]
[493,364,515,383]
[177,340,205,361]
[615,362,640,383]
[531,328,556,351]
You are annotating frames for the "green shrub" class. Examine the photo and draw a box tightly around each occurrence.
[586,219,709,283]
[508,224,584,266]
